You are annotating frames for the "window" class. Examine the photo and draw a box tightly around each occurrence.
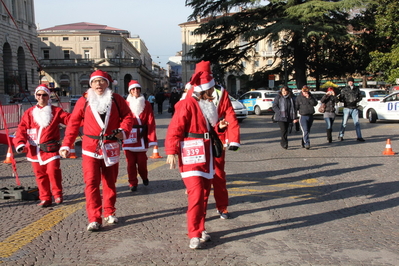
[190,64,195,70]
[242,61,247,68]
[42,37,48,41]
[267,59,273,66]
[43,50,49,59]
[63,50,70,59]
[83,37,89,41]
[63,37,69,41]
[31,69,34,84]
[254,61,259,67]
[84,50,90,59]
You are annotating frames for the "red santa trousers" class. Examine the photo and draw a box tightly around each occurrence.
[124,151,148,187]
[213,150,229,212]
[32,159,62,202]
[182,176,212,239]
[82,155,119,224]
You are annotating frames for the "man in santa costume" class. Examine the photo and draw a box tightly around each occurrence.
[14,84,70,207]
[59,70,133,232]
[211,84,240,219]
[165,61,228,249]
[123,80,157,192]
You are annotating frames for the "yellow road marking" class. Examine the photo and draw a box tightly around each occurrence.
[0,200,85,258]
[0,160,167,259]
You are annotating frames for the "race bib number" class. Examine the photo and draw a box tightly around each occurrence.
[124,128,138,144]
[27,128,38,145]
[181,139,206,165]
[103,142,120,167]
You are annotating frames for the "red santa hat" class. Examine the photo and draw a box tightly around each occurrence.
[190,61,215,92]
[128,80,141,91]
[89,70,117,86]
[35,84,51,96]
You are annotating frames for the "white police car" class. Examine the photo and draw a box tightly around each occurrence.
[238,90,278,115]
[363,91,399,123]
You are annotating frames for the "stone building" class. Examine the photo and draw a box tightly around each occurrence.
[37,22,154,96]
[0,0,38,104]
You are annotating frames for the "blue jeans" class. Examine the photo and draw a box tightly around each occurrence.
[339,108,362,138]
[324,117,335,130]
[299,115,314,146]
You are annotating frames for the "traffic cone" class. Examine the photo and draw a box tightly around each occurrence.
[149,145,163,159]
[68,143,78,159]
[382,139,395,155]
[3,146,13,164]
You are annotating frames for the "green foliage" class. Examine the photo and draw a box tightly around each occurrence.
[185,0,371,88]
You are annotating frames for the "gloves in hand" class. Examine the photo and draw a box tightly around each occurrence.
[228,145,239,151]
[16,146,25,153]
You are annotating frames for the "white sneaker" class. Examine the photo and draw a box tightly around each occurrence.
[104,215,118,224]
[189,237,201,249]
[87,222,101,231]
[200,231,211,242]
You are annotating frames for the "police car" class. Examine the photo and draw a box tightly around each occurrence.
[362,91,399,123]
[238,90,278,115]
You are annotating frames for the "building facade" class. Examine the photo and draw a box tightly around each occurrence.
[179,14,283,96]
[37,22,155,96]
[0,0,39,104]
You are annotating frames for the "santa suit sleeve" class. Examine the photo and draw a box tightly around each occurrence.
[13,108,31,149]
[165,100,186,155]
[145,101,157,147]
[218,89,240,147]
[61,97,86,149]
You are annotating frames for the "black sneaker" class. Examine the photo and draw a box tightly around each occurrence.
[217,210,230,219]
[143,179,149,186]
[338,136,344,141]
[357,138,365,142]
[305,145,310,150]
[130,186,137,192]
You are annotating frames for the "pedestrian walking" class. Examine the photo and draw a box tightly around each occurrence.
[59,69,133,232]
[320,87,337,143]
[295,85,317,149]
[123,80,157,192]
[169,88,181,116]
[337,77,365,142]
[155,89,165,114]
[272,86,298,149]
[14,84,70,207]
[165,61,228,249]
[147,93,156,111]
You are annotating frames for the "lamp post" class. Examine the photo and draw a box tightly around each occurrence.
[280,36,289,87]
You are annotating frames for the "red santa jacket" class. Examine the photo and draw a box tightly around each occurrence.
[122,100,157,152]
[213,87,240,147]
[165,95,220,179]
[61,92,133,159]
[14,105,70,165]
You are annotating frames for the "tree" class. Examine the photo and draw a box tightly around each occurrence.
[185,0,371,89]
[362,0,399,84]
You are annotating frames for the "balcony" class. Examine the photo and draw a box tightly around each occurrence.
[39,58,142,68]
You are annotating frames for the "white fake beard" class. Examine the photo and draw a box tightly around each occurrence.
[199,99,218,127]
[87,87,112,114]
[32,105,52,128]
[126,94,145,116]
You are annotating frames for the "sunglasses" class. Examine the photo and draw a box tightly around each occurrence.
[36,94,49,97]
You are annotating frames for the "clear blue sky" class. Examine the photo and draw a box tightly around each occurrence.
[34,0,193,68]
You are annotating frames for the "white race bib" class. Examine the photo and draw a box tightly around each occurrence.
[124,128,138,144]
[181,139,206,165]
[102,142,120,167]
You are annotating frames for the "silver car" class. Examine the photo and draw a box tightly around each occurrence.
[229,95,248,122]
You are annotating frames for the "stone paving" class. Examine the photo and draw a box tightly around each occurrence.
[1,111,399,265]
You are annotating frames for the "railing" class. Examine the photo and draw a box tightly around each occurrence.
[0,102,71,130]
[39,58,142,68]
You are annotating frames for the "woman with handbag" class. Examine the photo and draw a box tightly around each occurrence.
[320,87,337,143]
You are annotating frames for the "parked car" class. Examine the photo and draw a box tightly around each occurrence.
[358,88,387,112]
[362,91,399,123]
[293,91,327,115]
[229,95,248,122]
[238,90,278,115]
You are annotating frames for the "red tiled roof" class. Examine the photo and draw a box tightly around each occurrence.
[38,22,127,32]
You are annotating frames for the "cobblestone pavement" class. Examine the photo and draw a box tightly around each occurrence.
[1,111,399,266]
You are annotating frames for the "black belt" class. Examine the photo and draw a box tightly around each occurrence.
[184,132,210,139]
[85,134,117,141]
[133,125,147,129]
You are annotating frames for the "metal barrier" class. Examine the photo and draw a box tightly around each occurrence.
[0,102,71,130]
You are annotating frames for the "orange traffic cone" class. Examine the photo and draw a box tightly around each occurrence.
[68,143,78,159]
[382,139,395,155]
[3,146,13,164]
[149,145,163,159]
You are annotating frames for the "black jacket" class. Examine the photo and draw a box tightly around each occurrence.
[338,86,361,109]
[272,93,296,122]
[320,94,336,113]
[295,92,317,116]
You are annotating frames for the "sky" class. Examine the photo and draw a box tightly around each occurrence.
[34,0,194,68]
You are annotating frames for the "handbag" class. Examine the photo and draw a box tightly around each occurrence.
[318,103,326,113]
[208,126,223,158]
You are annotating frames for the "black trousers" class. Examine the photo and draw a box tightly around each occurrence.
[278,121,290,147]
[157,102,163,114]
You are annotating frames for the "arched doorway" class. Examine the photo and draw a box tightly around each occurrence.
[58,74,70,96]
[3,43,13,95]
[79,74,90,95]
[124,74,133,96]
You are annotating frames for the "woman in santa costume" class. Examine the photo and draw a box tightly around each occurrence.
[14,84,70,207]
[123,80,157,192]
[60,70,133,231]
[165,61,228,249]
